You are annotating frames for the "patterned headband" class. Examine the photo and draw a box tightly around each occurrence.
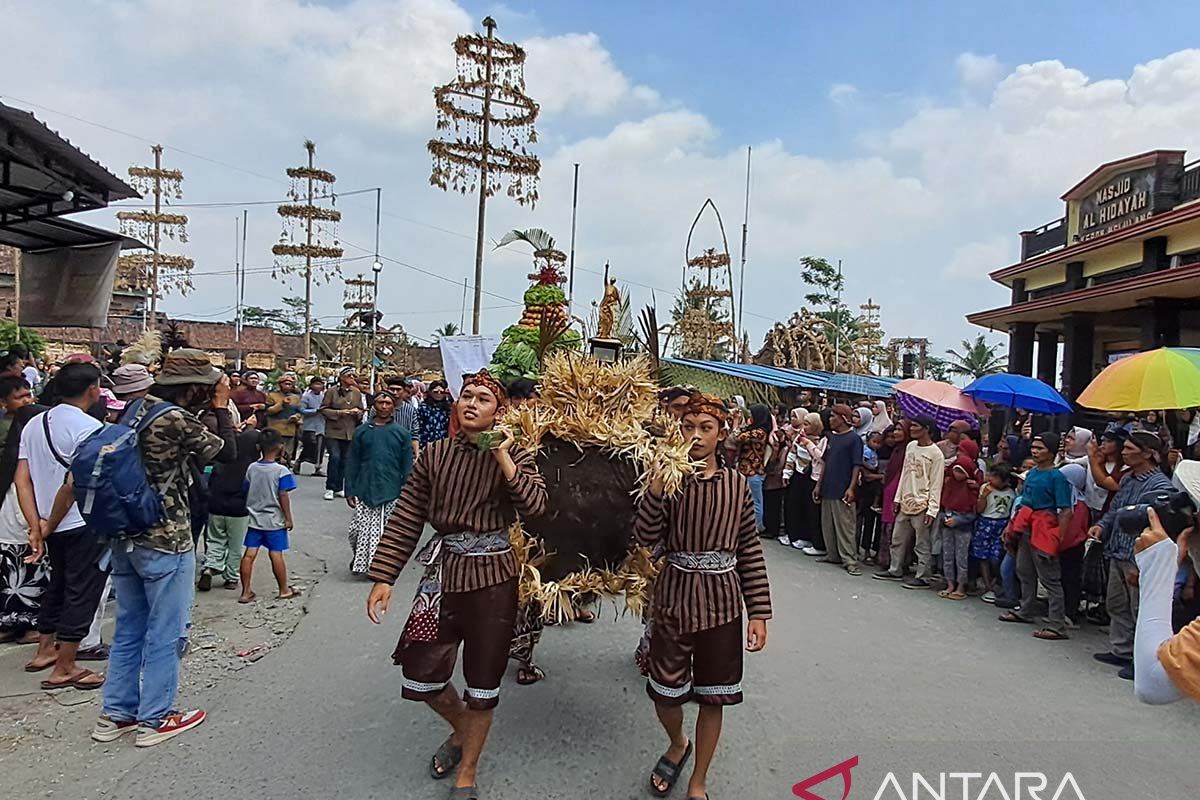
[461,368,508,406]
[682,391,729,424]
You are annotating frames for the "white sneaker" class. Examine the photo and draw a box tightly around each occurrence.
[801,546,826,557]
[777,536,791,546]
[91,715,138,743]
[792,539,813,550]
[335,490,346,498]
[323,490,334,501]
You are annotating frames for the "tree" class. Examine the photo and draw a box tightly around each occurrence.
[431,322,460,344]
[799,256,870,369]
[925,355,951,383]
[0,322,46,358]
[946,334,1008,379]
[798,256,844,309]
[238,295,305,336]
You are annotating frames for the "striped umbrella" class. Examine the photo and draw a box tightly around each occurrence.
[893,378,985,431]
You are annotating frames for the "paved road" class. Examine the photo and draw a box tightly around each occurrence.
[68,478,1198,800]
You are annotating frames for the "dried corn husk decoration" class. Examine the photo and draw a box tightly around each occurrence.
[120,329,163,368]
[501,351,690,623]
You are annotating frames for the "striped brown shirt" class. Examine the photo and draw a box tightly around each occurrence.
[367,434,547,592]
[635,467,773,633]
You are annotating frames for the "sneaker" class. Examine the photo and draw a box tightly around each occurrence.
[323,490,335,501]
[1093,651,1132,667]
[335,490,346,498]
[902,578,930,590]
[777,536,791,546]
[91,716,138,743]
[791,539,813,550]
[196,571,212,592]
[801,546,827,557]
[981,591,996,604]
[873,570,903,581]
[135,709,207,747]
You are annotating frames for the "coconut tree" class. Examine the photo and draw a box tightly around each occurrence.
[430,322,460,343]
[945,334,1007,379]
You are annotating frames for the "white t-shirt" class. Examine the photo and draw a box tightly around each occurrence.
[18,404,102,533]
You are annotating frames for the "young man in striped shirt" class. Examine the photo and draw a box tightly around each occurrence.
[635,391,772,800]
[365,370,546,800]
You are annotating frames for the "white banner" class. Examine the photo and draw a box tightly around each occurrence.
[19,242,120,327]
[439,334,501,399]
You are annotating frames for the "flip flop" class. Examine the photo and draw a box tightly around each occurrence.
[1033,628,1069,641]
[650,740,693,797]
[937,589,954,599]
[516,665,545,685]
[430,736,463,780]
[998,611,1032,623]
[24,659,55,673]
[77,645,110,661]
[237,593,257,604]
[277,587,302,600]
[948,592,967,601]
[41,668,104,691]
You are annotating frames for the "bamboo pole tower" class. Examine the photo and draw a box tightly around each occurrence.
[272,140,343,361]
[428,15,541,334]
[117,145,194,328]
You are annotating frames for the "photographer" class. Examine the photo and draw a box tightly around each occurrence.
[1089,431,1174,678]
[1131,510,1199,704]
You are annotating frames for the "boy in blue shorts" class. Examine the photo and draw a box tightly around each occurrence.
[238,429,299,603]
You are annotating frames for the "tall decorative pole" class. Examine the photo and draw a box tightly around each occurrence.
[273,140,343,361]
[117,145,193,328]
[429,16,540,334]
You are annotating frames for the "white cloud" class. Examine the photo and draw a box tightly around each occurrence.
[524,33,659,116]
[956,52,1003,92]
[828,83,859,106]
[8,3,1200,355]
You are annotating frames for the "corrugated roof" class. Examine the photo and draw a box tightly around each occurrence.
[663,357,897,397]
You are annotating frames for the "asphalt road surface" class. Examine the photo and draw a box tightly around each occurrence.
[64,478,1199,800]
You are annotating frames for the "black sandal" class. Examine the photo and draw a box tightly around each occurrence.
[650,740,693,797]
[448,787,479,800]
[430,736,463,780]
[516,665,545,685]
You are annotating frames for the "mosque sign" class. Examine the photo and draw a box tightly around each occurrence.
[1076,166,1155,243]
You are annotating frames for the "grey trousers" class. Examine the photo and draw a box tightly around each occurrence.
[1016,533,1066,633]
[820,499,859,566]
[940,524,973,586]
[1106,558,1140,658]
[889,512,932,580]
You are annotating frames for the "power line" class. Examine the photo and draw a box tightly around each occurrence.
[113,187,380,209]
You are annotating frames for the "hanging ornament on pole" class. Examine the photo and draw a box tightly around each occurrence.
[428,16,541,334]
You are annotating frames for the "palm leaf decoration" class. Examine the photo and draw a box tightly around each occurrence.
[494,228,556,253]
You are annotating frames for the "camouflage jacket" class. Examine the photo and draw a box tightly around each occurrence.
[134,395,235,554]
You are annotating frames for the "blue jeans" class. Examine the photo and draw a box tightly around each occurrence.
[746,474,765,530]
[102,544,195,727]
[1000,550,1019,601]
[325,438,353,492]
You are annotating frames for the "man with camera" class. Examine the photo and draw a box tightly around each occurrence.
[1089,430,1174,680]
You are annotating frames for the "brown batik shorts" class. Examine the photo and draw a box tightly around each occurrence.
[393,578,518,710]
[646,615,744,706]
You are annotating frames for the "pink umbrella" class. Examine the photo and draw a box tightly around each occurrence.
[893,379,986,414]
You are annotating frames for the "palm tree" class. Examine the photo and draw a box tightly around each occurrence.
[945,334,1007,379]
[430,322,460,344]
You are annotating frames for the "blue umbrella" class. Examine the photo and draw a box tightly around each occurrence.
[961,373,1072,415]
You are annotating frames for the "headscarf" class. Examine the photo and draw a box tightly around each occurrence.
[788,407,808,430]
[1059,462,1087,507]
[853,406,874,440]
[682,391,729,424]
[871,400,892,434]
[746,403,772,434]
[1066,427,1092,459]
[801,411,824,436]
[461,368,507,407]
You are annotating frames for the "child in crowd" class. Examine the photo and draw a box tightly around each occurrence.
[938,438,981,600]
[238,429,299,603]
[974,465,1016,603]
[857,431,884,564]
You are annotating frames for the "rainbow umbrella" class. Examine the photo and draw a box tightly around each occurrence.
[1076,347,1200,411]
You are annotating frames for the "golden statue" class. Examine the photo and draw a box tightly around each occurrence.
[596,263,620,340]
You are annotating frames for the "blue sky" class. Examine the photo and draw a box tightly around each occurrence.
[7,0,1200,358]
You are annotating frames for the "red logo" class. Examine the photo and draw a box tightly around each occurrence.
[792,756,859,800]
